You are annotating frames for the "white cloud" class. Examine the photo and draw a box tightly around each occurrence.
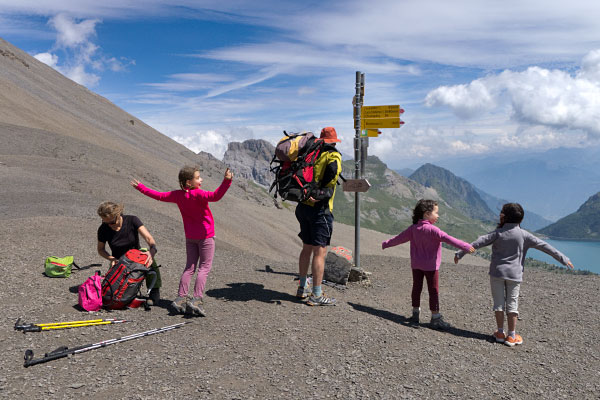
[65,64,100,87]
[143,73,233,92]
[173,130,230,156]
[49,12,99,48]
[425,80,495,118]
[201,42,414,75]
[171,127,258,158]
[34,52,58,67]
[297,87,316,96]
[19,13,133,87]
[425,50,600,137]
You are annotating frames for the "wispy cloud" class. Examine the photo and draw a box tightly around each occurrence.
[143,73,234,92]
[201,42,414,75]
[30,13,133,87]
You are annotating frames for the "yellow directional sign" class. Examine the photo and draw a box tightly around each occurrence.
[361,104,401,116]
[366,129,380,137]
[362,110,398,119]
[361,118,402,129]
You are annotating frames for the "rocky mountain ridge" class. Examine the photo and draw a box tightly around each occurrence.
[537,192,600,240]
[222,139,275,188]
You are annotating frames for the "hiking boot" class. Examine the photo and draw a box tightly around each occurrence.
[147,288,160,306]
[296,284,311,300]
[430,315,451,330]
[504,334,523,347]
[186,297,206,317]
[306,293,337,306]
[493,330,506,343]
[170,296,187,314]
[409,310,420,324]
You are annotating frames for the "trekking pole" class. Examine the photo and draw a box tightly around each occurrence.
[24,322,190,367]
[14,318,129,333]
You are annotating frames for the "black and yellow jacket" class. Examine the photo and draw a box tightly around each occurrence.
[302,145,342,213]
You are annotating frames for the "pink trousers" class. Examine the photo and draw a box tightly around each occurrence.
[178,237,215,298]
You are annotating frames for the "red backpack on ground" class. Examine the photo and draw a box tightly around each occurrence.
[101,249,156,310]
[269,131,326,203]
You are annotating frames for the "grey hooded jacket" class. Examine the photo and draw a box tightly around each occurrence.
[456,223,570,282]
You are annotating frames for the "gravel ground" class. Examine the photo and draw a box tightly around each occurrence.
[0,215,598,400]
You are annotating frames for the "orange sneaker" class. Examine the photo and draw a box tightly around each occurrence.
[493,331,506,343]
[504,334,523,347]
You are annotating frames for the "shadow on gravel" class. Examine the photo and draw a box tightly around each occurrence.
[256,264,299,278]
[348,302,493,342]
[348,302,414,328]
[206,282,297,304]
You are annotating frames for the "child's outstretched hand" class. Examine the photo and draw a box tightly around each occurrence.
[130,179,141,188]
[224,168,233,180]
[566,261,574,269]
[468,246,475,253]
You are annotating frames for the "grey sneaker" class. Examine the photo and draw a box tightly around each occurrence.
[170,296,187,314]
[296,284,310,300]
[306,293,337,306]
[409,310,420,324]
[186,297,206,317]
[430,315,451,330]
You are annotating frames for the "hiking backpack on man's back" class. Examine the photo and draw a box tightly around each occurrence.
[269,131,329,203]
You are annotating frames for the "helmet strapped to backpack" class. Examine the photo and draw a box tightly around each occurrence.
[269,131,326,203]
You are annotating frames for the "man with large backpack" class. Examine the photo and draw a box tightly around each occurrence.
[295,127,342,306]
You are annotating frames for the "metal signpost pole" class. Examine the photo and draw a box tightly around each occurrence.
[353,71,363,270]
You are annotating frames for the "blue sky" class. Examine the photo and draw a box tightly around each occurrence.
[2,0,600,170]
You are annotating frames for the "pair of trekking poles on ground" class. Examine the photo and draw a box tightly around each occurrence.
[15,317,190,367]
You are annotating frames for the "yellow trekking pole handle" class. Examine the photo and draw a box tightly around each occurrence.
[40,321,114,330]
[36,319,106,327]
[14,318,129,333]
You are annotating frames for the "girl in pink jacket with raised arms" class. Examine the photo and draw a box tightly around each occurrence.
[382,199,474,329]
[131,166,233,317]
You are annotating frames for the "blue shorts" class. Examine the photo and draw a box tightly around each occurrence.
[295,202,333,247]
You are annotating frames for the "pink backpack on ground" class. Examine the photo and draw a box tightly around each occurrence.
[78,271,103,311]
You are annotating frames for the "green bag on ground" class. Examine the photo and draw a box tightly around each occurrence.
[44,256,77,278]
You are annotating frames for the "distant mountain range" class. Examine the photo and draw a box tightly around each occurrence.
[409,163,496,223]
[537,192,600,240]
[223,141,494,242]
[437,148,600,221]
[409,163,553,231]
[219,141,598,241]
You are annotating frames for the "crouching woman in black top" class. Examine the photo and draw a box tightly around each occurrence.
[97,201,162,305]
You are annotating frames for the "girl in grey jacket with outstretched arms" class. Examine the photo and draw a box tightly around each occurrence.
[455,203,574,347]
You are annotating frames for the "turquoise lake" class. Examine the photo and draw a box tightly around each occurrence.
[526,239,600,274]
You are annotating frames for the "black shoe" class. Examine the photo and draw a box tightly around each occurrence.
[147,289,160,306]
[430,315,451,330]
[409,310,420,324]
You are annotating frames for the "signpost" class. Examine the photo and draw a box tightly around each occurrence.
[351,72,404,271]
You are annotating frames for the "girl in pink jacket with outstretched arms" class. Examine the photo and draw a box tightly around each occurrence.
[131,166,233,317]
[382,199,474,330]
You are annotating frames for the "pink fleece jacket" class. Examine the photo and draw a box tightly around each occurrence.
[135,179,232,240]
[382,220,472,271]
